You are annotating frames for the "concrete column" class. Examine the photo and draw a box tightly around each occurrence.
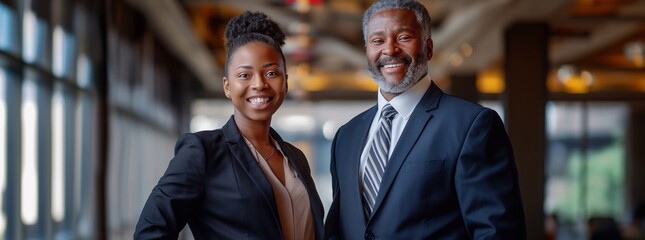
[627,103,645,209]
[504,22,549,240]
[450,74,479,103]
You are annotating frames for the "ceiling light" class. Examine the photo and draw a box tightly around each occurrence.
[449,52,464,67]
[557,65,593,93]
[460,43,473,58]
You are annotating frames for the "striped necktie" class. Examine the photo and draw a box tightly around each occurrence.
[362,104,397,217]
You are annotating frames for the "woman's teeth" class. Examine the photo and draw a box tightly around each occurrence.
[248,97,270,104]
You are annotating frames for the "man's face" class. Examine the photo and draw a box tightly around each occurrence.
[365,9,433,94]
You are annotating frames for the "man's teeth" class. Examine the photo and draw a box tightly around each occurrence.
[248,97,270,104]
[384,63,404,68]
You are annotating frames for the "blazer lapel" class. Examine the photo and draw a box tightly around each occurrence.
[371,82,443,218]
[221,117,280,224]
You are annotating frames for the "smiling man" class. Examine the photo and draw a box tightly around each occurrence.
[324,1,527,239]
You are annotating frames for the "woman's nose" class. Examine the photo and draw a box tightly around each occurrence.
[251,75,268,90]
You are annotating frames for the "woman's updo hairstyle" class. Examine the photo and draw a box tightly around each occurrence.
[224,11,287,76]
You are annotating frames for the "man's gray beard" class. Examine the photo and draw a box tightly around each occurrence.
[368,49,429,94]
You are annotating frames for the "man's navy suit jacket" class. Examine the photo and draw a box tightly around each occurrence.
[325,82,526,239]
[135,117,325,239]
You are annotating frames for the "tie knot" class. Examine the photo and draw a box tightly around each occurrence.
[381,104,397,120]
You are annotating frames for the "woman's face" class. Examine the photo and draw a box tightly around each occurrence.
[223,41,287,124]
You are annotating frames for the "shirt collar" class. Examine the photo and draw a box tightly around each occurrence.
[377,75,431,120]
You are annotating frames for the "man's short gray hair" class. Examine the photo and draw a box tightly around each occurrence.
[362,0,432,43]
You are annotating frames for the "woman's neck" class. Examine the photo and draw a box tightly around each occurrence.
[234,115,272,147]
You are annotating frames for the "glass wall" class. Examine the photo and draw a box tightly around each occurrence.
[0,54,8,239]
[545,101,629,239]
[104,0,198,237]
[0,0,102,238]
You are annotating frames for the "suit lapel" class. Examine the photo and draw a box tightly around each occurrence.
[371,83,442,218]
[346,106,378,226]
[222,117,280,225]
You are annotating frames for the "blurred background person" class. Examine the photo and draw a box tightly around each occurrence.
[623,202,645,240]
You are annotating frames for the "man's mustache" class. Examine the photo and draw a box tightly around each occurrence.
[375,55,412,68]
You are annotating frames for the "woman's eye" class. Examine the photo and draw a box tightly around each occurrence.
[237,73,249,79]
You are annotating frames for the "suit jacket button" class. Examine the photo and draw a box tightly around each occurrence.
[365,233,374,240]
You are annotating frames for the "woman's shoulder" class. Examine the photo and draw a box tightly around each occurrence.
[176,129,227,150]
[192,128,224,138]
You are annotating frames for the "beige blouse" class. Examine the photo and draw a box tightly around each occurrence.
[244,138,315,240]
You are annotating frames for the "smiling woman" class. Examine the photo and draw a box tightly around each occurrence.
[223,41,287,124]
[134,11,324,240]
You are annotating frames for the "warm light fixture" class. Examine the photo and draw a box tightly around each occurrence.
[449,43,473,67]
[460,43,473,58]
[557,65,593,93]
[449,52,464,67]
[477,67,504,94]
[285,0,323,14]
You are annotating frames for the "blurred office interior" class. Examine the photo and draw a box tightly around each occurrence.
[1,0,645,239]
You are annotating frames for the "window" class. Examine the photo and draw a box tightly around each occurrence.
[0,2,16,52]
[52,26,75,78]
[0,65,7,238]
[0,0,102,238]
[20,76,39,227]
[545,101,627,239]
[51,82,77,238]
[22,8,48,66]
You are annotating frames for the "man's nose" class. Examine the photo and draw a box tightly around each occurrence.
[382,40,401,55]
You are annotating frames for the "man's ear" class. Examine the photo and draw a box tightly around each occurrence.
[223,76,231,99]
[426,38,434,61]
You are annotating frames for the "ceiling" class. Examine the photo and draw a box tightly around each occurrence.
[127,0,645,99]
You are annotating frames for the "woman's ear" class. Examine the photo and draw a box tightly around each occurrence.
[223,76,231,99]
[285,74,289,92]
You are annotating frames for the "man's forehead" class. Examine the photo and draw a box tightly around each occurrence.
[367,9,418,33]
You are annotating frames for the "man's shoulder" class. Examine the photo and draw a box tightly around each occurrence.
[433,94,507,126]
[346,105,377,124]
[335,105,377,135]
[437,93,486,112]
